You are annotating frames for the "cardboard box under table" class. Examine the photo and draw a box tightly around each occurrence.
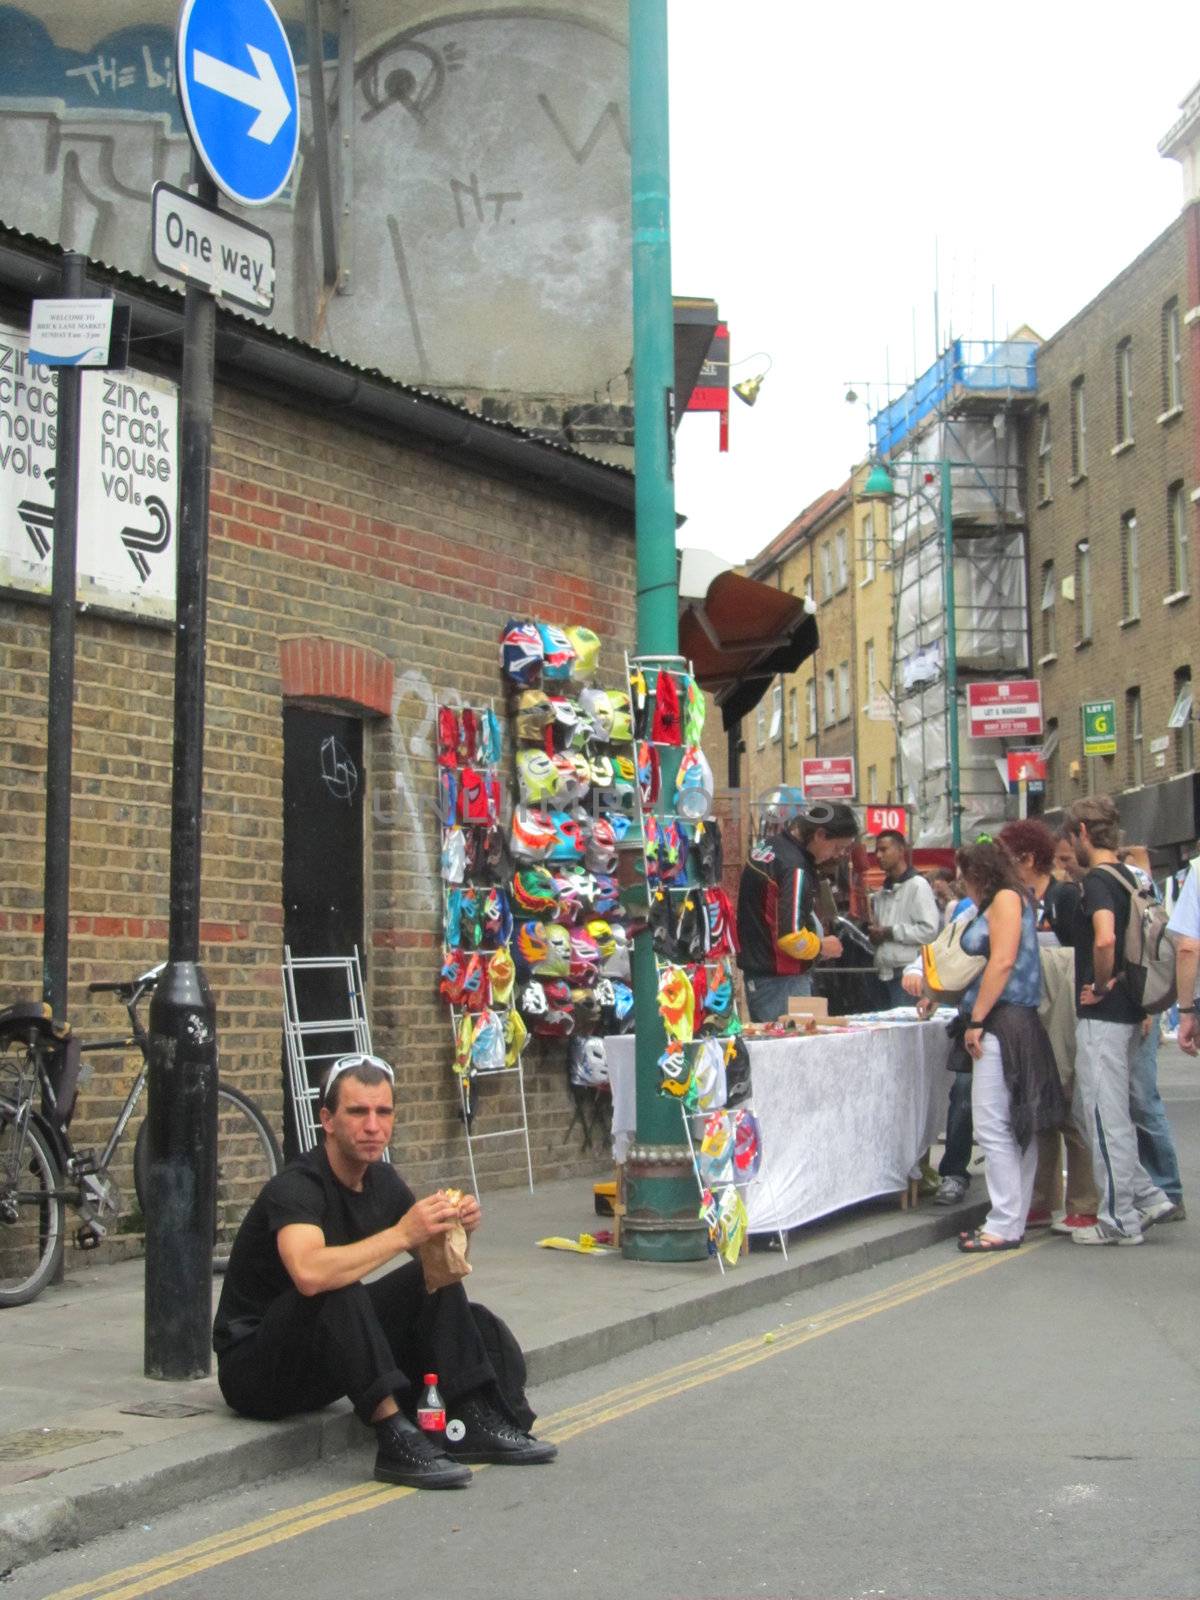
[604,1017,949,1236]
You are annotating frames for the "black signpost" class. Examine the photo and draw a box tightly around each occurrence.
[41,252,85,1021]
[144,0,298,1378]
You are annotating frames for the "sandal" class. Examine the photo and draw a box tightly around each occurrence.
[958,1230,1021,1253]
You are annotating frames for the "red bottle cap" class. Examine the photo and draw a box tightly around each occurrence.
[423,1373,438,1385]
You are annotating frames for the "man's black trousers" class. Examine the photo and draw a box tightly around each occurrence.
[217,1261,497,1424]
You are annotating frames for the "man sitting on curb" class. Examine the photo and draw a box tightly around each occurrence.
[213,1053,556,1489]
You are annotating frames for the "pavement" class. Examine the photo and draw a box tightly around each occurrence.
[0,1164,988,1575]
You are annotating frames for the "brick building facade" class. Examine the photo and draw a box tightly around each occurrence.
[1026,215,1199,861]
[0,249,636,1204]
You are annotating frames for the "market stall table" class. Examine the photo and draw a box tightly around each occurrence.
[604,1015,952,1235]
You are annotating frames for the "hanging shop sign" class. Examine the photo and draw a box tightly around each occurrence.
[800,756,856,799]
[1081,700,1117,758]
[966,679,1043,740]
[0,318,178,620]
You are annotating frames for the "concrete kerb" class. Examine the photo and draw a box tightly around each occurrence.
[524,1198,989,1385]
[0,1198,988,1576]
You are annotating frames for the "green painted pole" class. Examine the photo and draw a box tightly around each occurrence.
[624,0,707,1261]
[940,456,962,847]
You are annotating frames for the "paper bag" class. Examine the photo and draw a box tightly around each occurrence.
[418,1220,472,1291]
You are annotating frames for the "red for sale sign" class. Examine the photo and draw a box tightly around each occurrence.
[1006,751,1047,783]
[864,804,907,836]
[966,680,1043,740]
[800,756,856,798]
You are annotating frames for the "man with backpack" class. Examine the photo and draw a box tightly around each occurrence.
[1063,798,1178,1245]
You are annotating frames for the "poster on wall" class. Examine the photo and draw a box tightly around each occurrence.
[0,319,178,620]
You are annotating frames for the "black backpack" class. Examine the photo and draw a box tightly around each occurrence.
[468,1302,536,1432]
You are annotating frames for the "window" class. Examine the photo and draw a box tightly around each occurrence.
[1070,377,1087,477]
[1115,338,1134,446]
[1126,688,1143,787]
[805,677,818,740]
[1120,512,1139,621]
[837,660,851,721]
[1162,298,1182,413]
[864,639,876,704]
[769,681,783,742]
[755,701,766,749]
[861,515,876,583]
[835,529,848,591]
[787,686,799,746]
[1168,480,1190,593]
[867,764,879,803]
[1075,538,1093,643]
[1171,666,1194,772]
[803,573,814,605]
[1043,718,1060,805]
[823,669,836,727]
[820,542,834,602]
[1040,560,1056,657]
[1035,406,1051,502]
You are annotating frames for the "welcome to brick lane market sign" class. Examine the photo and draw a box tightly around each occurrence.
[0,319,178,621]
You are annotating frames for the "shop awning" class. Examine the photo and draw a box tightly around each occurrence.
[679,570,819,731]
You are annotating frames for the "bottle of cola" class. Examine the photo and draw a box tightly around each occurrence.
[417,1372,446,1437]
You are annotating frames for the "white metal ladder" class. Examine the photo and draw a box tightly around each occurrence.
[281,945,372,1152]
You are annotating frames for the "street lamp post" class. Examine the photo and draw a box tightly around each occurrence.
[623,0,708,1262]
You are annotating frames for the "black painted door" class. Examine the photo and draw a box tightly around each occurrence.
[281,707,365,1156]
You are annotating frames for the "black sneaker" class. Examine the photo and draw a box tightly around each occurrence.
[374,1414,473,1488]
[444,1395,558,1465]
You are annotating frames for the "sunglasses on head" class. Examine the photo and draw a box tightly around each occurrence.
[323,1053,395,1095]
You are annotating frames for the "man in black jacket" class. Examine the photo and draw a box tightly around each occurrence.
[213,1054,556,1487]
[736,798,859,1022]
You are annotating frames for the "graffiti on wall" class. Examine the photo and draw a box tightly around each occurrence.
[0,6,631,401]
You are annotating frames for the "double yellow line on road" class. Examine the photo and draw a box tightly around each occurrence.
[43,1241,1041,1600]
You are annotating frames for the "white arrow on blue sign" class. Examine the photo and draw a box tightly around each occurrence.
[177,0,300,208]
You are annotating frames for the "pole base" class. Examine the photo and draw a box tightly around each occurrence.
[621,1146,711,1262]
[144,961,218,1380]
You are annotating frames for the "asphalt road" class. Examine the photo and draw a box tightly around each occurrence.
[12,1054,1199,1600]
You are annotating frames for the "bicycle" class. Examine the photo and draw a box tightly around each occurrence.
[0,964,281,1307]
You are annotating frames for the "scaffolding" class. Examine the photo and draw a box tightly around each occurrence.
[873,338,1039,847]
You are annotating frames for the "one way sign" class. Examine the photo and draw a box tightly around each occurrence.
[177,0,300,207]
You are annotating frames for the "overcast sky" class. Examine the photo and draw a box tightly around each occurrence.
[666,0,1195,563]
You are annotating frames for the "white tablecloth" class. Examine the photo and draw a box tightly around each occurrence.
[604,1019,951,1234]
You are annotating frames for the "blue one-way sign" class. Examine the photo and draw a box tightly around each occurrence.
[177,0,300,207]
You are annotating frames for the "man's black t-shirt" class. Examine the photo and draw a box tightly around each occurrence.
[1073,863,1142,1024]
[213,1146,416,1355]
[1040,877,1081,948]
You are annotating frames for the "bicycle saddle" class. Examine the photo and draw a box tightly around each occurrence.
[0,1000,70,1038]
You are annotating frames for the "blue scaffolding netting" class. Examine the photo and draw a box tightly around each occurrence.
[872,339,1038,457]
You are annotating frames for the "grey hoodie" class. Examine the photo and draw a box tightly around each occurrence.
[873,868,940,979]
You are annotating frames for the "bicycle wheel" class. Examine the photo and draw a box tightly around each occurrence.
[133,1085,281,1270]
[0,1098,66,1307]
[213,1086,281,1266]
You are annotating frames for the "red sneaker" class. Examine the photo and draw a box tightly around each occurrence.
[1025,1209,1053,1229]
[1051,1211,1098,1236]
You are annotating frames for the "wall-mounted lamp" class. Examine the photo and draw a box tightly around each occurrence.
[732,352,773,406]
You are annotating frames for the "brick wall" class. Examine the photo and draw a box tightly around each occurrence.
[0,380,636,1204]
[1026,217,1194,817]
